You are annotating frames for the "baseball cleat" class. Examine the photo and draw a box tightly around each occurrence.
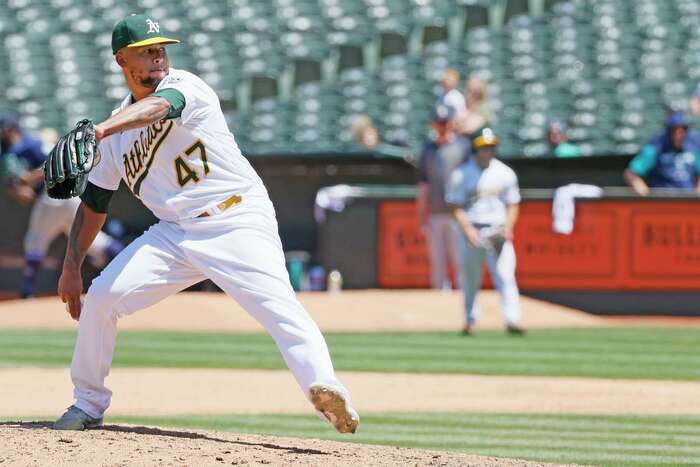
[506,324,526,336]
[53,405,103,430]
[309,384,359,434]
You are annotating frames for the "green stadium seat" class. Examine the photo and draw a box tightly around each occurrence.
[2,0,699,154]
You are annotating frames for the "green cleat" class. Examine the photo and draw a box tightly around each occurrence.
[54,405,103,430]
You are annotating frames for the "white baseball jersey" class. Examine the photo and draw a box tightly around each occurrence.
[445,158,521,226]
[90,68,266,221]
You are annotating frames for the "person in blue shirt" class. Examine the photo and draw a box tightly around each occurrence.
[0,115,46,204]
[0,115,124,298]
[624,112,700,195]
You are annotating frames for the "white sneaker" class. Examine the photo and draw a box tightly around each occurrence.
[309,384,359,434]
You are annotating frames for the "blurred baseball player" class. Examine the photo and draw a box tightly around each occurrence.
[417,104,471,289]
[0,116,122,298]
[446,128,524,335]
[48,14,358,433]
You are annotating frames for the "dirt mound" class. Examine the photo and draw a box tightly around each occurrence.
[0,422,548,466]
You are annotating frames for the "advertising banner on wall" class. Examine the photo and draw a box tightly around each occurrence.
[378,200,700,290]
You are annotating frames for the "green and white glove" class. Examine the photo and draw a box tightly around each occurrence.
[44,119,97,199]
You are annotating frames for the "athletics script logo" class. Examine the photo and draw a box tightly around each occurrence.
[122,120,174,196]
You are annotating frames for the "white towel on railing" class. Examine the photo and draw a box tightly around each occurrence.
[314,185,363,223]
[552,184,603,234]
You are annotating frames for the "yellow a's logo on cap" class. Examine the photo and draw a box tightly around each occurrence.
[146,18,160,34]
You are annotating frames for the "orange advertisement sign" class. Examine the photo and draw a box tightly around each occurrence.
[515,210,616,278]
[631,209,700,278]
[377,202,430,288]
[377,199,700,291]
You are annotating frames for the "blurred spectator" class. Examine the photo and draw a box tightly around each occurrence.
[417,104,471,290]
[456,76,492,137]
[689,85,700,116]
[548,120,582,158]
[624,112,700,195]
[0,114,44,205]
[351,115,380,150]
[437,69,466,115]
[350,114,410,159]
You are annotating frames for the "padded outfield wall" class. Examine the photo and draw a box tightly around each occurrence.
[0,151,645,298]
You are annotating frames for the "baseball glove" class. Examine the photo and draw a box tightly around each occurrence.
[479,227,507,253]
[486,231,507,253]
[44,119,97,199]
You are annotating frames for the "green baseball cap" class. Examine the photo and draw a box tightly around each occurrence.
[111,14,180,54]
[472,127,499,149]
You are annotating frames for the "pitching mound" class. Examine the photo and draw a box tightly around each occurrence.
[0,422,546,466]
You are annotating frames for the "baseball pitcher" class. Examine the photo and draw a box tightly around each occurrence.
[46,14,358,433]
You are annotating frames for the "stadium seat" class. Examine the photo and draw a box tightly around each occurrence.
[2,0,699,157]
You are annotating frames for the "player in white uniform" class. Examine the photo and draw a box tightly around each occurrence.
[446,128,524,335]
[53,14,359,433]
[23,191,121,293]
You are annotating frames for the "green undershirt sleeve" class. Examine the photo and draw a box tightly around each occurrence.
[153,88,186,120]
[80,181,116,214]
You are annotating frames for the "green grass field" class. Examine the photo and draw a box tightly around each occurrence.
[1,327,699,380]
[4,325,699,465]
[100,413,700,466]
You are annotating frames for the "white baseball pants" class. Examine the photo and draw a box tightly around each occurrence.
[426,213,462,290]
[460,233,521,326]
[70,196,347,418]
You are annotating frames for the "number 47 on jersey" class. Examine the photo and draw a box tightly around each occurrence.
[174,140,209,187]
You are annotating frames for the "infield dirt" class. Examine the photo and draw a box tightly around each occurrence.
[0,422,554,466]
[1,368,699,418]
[0,290,624,332]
